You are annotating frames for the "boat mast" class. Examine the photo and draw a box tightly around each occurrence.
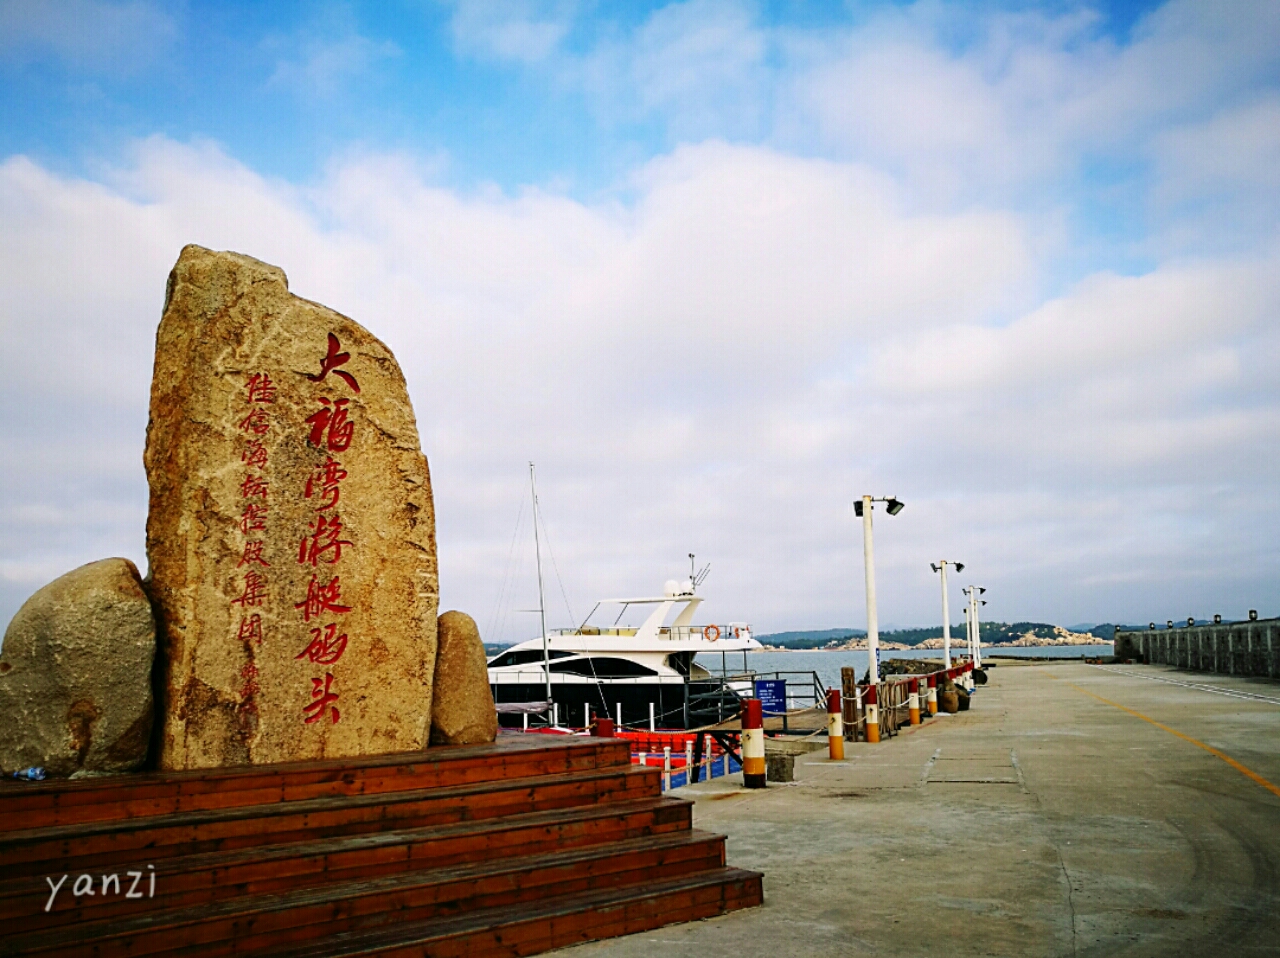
[530,462,552,702]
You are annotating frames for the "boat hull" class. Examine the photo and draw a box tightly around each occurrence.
[491,678,743,730]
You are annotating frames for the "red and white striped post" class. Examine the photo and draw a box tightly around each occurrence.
[865,684,881,744]
[926,673,938,716]
[826,689,845,760]
[742,699,766,788]
[908,678,921,725]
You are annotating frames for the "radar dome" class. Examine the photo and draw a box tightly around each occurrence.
[664,579,681,597]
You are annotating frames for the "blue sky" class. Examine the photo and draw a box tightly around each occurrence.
[2,0,1278,640]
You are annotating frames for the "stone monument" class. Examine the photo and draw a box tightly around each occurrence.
[145,246,439,769]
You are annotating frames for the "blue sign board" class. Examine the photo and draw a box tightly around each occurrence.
[754,679,787,716]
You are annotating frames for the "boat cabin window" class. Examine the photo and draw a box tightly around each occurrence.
[549,657,659,678]
[488,648,574,668]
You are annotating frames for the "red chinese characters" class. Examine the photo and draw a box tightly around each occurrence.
[238,540,270,568]
[298,514,352,566]
[305,398,353,451]
[306,333,361,393]
[237,614,264,646]
[295,623,348,665]
[295,574,352,622]
[232,371,276,710]
[305,457,347,510]
[295,334,362,726]
[303,673,341,724]
[232,570,268,608]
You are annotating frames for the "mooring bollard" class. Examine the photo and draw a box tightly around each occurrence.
[827,688,845,760]
[663,746,672,791]
[742,698,766,788]
[908,678,921,725]
[595,716,615,737]
[865,684,881,743]
[927,673,938,715]
[639,750,647,770]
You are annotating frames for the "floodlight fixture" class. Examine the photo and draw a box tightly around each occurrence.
[931,560,964,668]
[855,495,904,685]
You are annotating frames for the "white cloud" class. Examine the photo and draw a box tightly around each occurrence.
[264,9,400,98]
[444,0,576,65]
[2,130,1277,637]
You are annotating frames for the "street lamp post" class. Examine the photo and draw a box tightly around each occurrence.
[962,585,987,669]
[931,560,964,670]
[855,495,904,685]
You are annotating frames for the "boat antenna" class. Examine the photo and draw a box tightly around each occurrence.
[530,462,552,703]
[692,558,710,591]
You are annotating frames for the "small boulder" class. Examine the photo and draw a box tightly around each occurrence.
[938,683,960,714]
[430,611,498,746]
[0,559,156,778]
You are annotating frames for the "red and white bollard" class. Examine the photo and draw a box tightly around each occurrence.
[865,684,881,744]
[927,673,938,716]
[826,689,845,760]
[908,678,921,725]
[742,699,766,788]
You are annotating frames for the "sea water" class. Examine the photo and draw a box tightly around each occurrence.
[694,645,1112,698]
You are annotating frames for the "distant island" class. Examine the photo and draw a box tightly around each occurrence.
[484,622,1121,656]
[755,622,1120,651]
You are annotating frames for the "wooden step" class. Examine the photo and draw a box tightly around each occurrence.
[2,764,659,876]
[0,738,630,831]
[3,796,694,929]
[3,831,732,957]
[265,867,763,958]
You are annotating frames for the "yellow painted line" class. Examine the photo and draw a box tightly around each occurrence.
[1065,681,1280,799]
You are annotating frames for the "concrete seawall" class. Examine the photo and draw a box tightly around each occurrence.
[1115,617,1280,678]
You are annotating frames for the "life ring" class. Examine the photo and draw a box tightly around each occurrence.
[703,625,721,642]
[733,627,742,639]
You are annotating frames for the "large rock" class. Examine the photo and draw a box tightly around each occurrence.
[145,246,438,769]
[430,611,498,746]
[0,559,155,778]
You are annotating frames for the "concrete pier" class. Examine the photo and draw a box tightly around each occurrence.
[554,661,1280,957]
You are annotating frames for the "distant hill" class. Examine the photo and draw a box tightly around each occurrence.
[755,628,865,649]
[759,622,1124,648]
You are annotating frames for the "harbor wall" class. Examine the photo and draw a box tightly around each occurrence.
[1114,619,1280,679]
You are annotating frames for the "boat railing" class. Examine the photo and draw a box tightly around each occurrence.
[551,624,752,641]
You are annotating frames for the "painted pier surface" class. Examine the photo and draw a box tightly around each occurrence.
[1116,618,1280,679]
[557,661,1280,958]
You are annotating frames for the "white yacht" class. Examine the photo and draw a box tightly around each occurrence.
[488,577,762,730]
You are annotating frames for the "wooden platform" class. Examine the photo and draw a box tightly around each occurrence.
[0,735,762,956]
